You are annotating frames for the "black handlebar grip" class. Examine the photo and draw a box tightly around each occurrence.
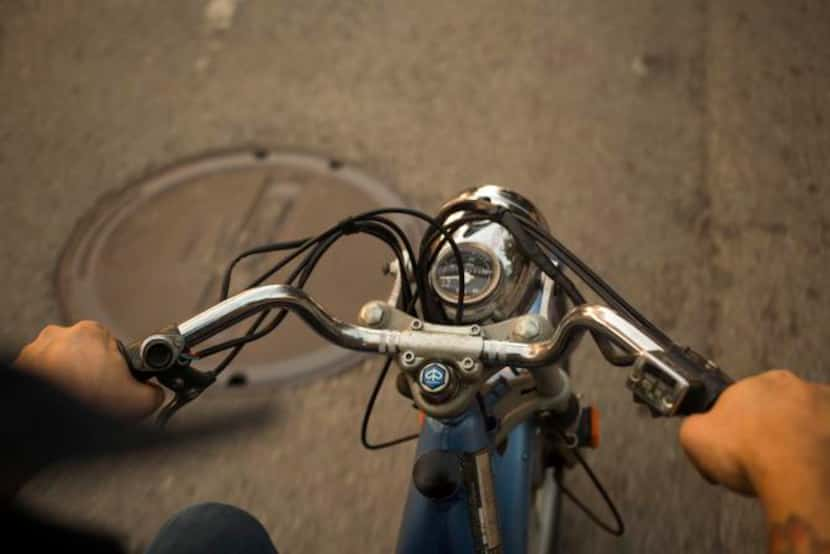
[673,346,734,415]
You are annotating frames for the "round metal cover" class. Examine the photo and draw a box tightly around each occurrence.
[57,150,407,386]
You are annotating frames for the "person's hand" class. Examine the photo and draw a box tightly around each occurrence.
[14,321,164,421]
[679,370,830,529]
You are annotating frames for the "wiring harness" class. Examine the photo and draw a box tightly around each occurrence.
[163,199,663,536]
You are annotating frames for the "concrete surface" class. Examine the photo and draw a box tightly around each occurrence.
[1,0,828,552]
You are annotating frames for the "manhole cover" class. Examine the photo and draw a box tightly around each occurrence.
[57,150,408,386]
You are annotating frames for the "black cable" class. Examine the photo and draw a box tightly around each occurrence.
[220,237,311,299]
[210,231,346,365]
[424,206,637,366]
[322,207,467,308]
[556,445,625,536]
[156,395,188,427]
[203,209,460,360]
[295,220,413,309]
[397,204,636,368]
[364,215,418,287]
[408,214,495,317]
[360,357,419,450]
[425,201,662,345]
[222,212,425,311]
[199,222,410,358]
[356,207,466,323]
[196,239,336,359]
[206,310,271,376]
[162,218,416,422]
[242,230,339,292]
[359,213,478,451]
[499,214,634,366]
[354,223,413,310]
[512,214,671,345]
[226,213,387,299]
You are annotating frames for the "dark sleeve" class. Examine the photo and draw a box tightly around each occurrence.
[4,502,126,553]
[0,355,126,552]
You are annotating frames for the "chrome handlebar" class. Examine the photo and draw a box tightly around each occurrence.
[122,184,732,422]
[127,284,730,418]
[177,285,662,369]
[178,285,383,353]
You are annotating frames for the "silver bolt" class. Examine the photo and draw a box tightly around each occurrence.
[359,302,385,327]
[662,397,675,411]
[402,351,416,364]
[470,324,482,336]
[461,357,475,371]
[410,319,423,330]
[513,317,540,340]
[563,432,579,448]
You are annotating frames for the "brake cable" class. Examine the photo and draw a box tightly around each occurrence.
[553,429,625,536]
[417,203,638,366]
[509,213,672,345]
[498,212,636,366]
[148,200,633,539]
[153,208,467,425]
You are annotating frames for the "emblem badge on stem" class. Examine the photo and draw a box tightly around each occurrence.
[419,363,450,393]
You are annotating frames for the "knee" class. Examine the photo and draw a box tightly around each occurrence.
[147,502,277,554]
[173,502,262,528]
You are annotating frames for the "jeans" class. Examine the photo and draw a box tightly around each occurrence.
[146,503,278,554]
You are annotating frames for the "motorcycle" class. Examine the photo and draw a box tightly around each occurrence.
[120,185,731,554]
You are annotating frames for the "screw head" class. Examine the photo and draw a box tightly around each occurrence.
[460,357,475,371]
[359,302,385,326]
[513,317,541,340]
[410,319,423,330]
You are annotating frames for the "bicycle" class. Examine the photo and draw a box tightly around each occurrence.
[119,186,732,553]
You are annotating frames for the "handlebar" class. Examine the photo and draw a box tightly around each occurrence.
[125,284,731,417]
[178,285,381,353]
[178,285,656,368]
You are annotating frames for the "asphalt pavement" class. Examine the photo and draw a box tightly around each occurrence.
[1,1,828,552]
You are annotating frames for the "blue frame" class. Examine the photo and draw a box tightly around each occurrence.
[396,292,558,554]
[396,406,539,553]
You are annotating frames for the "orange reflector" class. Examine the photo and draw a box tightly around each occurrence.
[418,411,426,427]
[590,406,601,448]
